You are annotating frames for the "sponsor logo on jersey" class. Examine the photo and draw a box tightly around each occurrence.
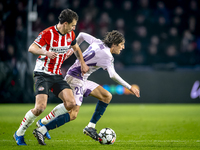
[51,47,70,54]
[38,86,45,91]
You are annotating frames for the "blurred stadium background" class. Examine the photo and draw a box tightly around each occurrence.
[0,0,200,103]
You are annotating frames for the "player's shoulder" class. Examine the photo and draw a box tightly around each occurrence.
[70,30,76,40]
[97,45,113,59]
[39,26,54,36]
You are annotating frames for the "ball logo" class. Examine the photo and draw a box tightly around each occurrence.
[38,86,45,91]
[112,137,116,143]
[191,80,200,99]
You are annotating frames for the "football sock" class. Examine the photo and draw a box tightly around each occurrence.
[37,126,48,135]
[41,103,68,124]
[16,110,37,136]
[88,122,96,128]
[45,113,70,130]
[89,100,108,125]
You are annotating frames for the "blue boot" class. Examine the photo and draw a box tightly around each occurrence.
[13,132,27,145]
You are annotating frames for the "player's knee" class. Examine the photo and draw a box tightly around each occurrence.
[69,112,78,121]
[102,92,112,103]
[63,98,76,111]
[32,105,46,116]
[70,114,77,121]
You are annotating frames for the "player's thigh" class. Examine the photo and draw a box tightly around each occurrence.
[68,105,80,121]
[89,85,112,104]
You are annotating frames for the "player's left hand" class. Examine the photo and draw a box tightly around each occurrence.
[130,85,140,98]
[64,48,74,61]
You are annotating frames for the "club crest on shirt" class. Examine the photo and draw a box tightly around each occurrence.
[38,86,45,91]
[66,38,72,42]
[35,34,42,42]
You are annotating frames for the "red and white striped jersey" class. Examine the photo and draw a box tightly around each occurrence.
[34,25,76,75]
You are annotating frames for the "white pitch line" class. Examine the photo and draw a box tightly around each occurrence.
[1,140,200,143]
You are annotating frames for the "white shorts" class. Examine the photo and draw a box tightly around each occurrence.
[65,75,99,106]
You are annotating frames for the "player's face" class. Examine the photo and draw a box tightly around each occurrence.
[111,41,125,55]
[64,19,77,33]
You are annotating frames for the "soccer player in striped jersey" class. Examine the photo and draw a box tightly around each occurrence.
[13,9,89,146]
[33,30,140,145]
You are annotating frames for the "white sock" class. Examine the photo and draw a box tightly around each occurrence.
[37,126,48,135]
[16,110,37,136]
[88,122,96,128]
[41,103,68,124]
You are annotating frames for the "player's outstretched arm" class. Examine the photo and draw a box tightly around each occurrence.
[107,66,140,98]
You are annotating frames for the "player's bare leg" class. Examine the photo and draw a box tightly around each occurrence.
[14,94,47,145]
[33,89,76,145]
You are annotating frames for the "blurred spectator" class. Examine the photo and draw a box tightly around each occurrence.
[115,18,125,36]
[69,0,82,16]
[0,26,5,60]
[98,26,109,39]
[97,12,112,38]
[171,6,186,34]
[78,12,95,35]
[131,40,146,65]
[32,17,46,33]
[45,12,57,27]
[124,40,146,66]
[187,0,200,17]
[82,0,99,20]
[98,12,112,29]
[137,0,152,20]
[15,16,27,59]
[120,0,133,22]
[180,30,195,53]
[48,0,63,19]
[101,0,117,21]
[36,0,49,21]
[154,1,170,24]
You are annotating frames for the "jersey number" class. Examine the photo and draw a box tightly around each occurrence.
[75,87,83,95]
[83,46,95,62]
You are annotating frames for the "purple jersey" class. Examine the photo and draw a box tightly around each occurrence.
[67,39,114,81]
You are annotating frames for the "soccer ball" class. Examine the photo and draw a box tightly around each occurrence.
[98,128,116,145]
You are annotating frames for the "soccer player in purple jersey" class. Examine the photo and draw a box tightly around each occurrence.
[33,30,140,145]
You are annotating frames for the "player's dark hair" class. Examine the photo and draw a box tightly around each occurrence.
[102,30,125,48]
[58,9,78,24]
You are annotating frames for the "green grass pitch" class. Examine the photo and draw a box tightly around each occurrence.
[0,104,200,150]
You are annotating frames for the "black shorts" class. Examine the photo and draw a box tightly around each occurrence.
[34,72,71,97]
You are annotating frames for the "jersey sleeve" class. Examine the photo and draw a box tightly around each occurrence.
[71,31,76,46]
[34,30,50,48]
[76,32,99,45]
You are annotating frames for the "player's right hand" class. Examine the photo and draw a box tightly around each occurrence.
[46,51,58,59]
[81,63,89,75]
